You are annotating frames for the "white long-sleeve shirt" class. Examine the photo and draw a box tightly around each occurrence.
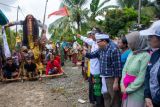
[80,36,100,75]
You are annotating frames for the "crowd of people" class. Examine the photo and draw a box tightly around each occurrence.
[77,20,160,107]
[0,20,160,107]
[0,38,83,80]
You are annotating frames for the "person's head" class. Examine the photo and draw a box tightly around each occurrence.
[7,57,13,65]
[126,31,149,51]
[88,33,95,40]
[95,33,110,48]
[26,14,34,19]
[148,35,160,48]
[118,36,128,50]
[49,54,55,61]
[140,20,160,48]
[88,27,102,41]
[49,40,53,44]
[26,56,32,64]
[34,39,39,46]
[87,31,93,38]
[21,46,28,53]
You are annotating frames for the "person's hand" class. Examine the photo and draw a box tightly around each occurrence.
[113,81,119,91]
[54,67,57,70]
[77,34,81,38]
[121,85,126,93]
[82,50,86,56]
[145,98,153,107]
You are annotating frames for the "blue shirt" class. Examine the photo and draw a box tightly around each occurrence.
[62,41,68,49]
[121,49,131,68]
[86,41,122,77]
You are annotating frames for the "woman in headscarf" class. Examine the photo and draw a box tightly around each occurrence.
[120,31,151,107]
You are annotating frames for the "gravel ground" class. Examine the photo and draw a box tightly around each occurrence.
[0,61,90,107]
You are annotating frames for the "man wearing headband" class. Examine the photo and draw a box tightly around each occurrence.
[83,33,122,107]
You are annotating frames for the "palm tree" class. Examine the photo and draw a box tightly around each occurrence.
[49,0,116,34]
[90,0,116,17]
[49,0,89,34]
[88,0,119,27]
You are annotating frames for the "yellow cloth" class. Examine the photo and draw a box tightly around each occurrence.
[36,62,44,76]
[36,62,44,70]
[52,43,56,49]
[32,46,40,61]
[28,35,34,49]
[87,60,90,77]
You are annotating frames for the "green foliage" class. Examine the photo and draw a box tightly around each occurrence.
[90,0,100,12]
[101,8,137,37]
[0,26,17,52]
[98,8,150,37]
[5,28,16,51]
[49,0,154,41]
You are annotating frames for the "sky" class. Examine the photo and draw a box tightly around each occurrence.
[0,0,116,37]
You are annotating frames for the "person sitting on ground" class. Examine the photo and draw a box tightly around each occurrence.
[55,54,61,65]
[3,57,19,79]
[24,56,37,78]
[46,54,62,75]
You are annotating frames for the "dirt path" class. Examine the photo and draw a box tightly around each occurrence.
[0,62,90,107]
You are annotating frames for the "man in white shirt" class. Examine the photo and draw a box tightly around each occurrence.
[77,28,104,107]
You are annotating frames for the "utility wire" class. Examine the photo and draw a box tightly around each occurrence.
[0,2,17,8]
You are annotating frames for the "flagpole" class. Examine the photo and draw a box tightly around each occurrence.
[16,6,20,36]
[42,0,48,33]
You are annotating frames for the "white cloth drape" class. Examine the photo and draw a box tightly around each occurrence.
[2,27,11,58]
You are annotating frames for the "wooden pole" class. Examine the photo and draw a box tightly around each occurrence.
[16,6,20,36]
[138,0,141,25]
[42,0,48,29]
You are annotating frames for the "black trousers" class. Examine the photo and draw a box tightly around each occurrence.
[153,103,160,107]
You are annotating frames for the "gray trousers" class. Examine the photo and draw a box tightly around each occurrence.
[103,78,121,107]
